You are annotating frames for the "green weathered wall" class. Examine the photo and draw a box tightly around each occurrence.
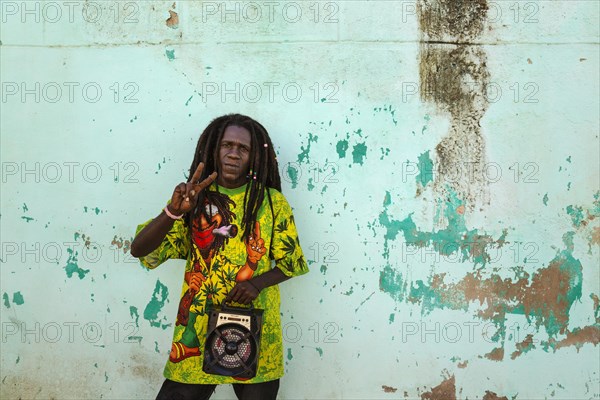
[1,1,599,399]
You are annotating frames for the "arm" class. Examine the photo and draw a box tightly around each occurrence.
[225,267,291,305]
[130,208,177,258]
[130,163,217,258]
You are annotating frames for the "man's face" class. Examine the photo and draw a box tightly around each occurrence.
[217,125,252,189]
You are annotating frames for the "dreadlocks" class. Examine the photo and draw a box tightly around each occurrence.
[184,113,282,242]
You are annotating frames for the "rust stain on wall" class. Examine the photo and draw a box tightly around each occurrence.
[382,385,398,393]
[417,0,491,209]
[510,334,535,359]
[546,325,600,351]
[430,253,582,337]
[421,375,456,400]
[111,236,132,253]
[483,390,509,400]
[166,10,179,29]
[484,346,504,361]
[419,374,511,400]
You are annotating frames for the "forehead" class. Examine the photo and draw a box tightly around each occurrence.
[221,125,251,146]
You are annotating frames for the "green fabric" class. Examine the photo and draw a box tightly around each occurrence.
[135,184,308,384]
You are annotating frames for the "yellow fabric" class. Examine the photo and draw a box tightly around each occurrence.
[135,184,308,384]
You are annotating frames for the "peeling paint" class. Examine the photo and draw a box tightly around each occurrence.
[64,248,90,279]
[421,375,456,400]
[483,391,509,400]
[165,48,175,61]
[544,325,600,352]
[111,236,132,253]
[382,385,398,393]
[510,334,535,359]
[336,140,348,158]
[12,292,24,305]
[416,150,434,195]
[3,293,10,308]
[297,133,318,164]
[143,280,170,328]
[378,189,507,268]
[166,10,179,29]
[352,142,367,165]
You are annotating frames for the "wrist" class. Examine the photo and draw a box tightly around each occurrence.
[248,278,264,292]
[164,205,183,220]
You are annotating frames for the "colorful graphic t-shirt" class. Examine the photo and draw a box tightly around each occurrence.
[135,184,308,384]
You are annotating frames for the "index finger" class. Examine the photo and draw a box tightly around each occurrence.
[252,221,261,240]
[189,162,205,184]
[193,172,218,193]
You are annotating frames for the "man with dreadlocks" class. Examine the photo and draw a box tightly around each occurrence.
[131,114,308,400]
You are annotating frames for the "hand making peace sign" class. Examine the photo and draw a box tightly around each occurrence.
[168,163,218,215]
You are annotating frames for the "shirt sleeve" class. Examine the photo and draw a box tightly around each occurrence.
[134,215,190,270]
[270,193,309,278]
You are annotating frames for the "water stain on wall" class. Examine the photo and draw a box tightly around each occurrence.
[418,0,491,210]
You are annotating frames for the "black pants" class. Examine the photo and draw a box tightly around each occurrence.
[156,378,280,400]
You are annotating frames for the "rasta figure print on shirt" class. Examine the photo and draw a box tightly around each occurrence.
[135,183,309,384]
[170,190,267,364]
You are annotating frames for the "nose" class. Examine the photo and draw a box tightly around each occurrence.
[227,146,241,159]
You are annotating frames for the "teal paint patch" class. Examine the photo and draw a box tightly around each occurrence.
[287,164,299,189]
[566,205,585,227]
[64,248,90,279]
[343,287,354,296]
[377,188,507,268]
[336,140,349,158]
[82,207,101,215]
[130,306,140,327]
[155,341,160,353]
[21,216,34,222]
[379,265,404,303]
[389,313,395,324]
[372,104,397,125]
[2,293,10,308]
[416,150,434,187]
[320,265,327,275]
[297,133,318,164]
[352,143,367,165]
[104,372,109,382]
[543,193,549,206]
[166,49,175,61]
[380,147,390,160]
[384,232,583,341]
[128,336,143,344]
[13,292,25,306]
[22,203,28,212]
[307,178,315,191]
[143,280,169,328]
[287,348,293,360]
[185,96,193,106]
[355,291,375,313]
[316,347,323,357]
[15,356,19,364]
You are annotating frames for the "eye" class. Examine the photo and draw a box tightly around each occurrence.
[205,203,218,217]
